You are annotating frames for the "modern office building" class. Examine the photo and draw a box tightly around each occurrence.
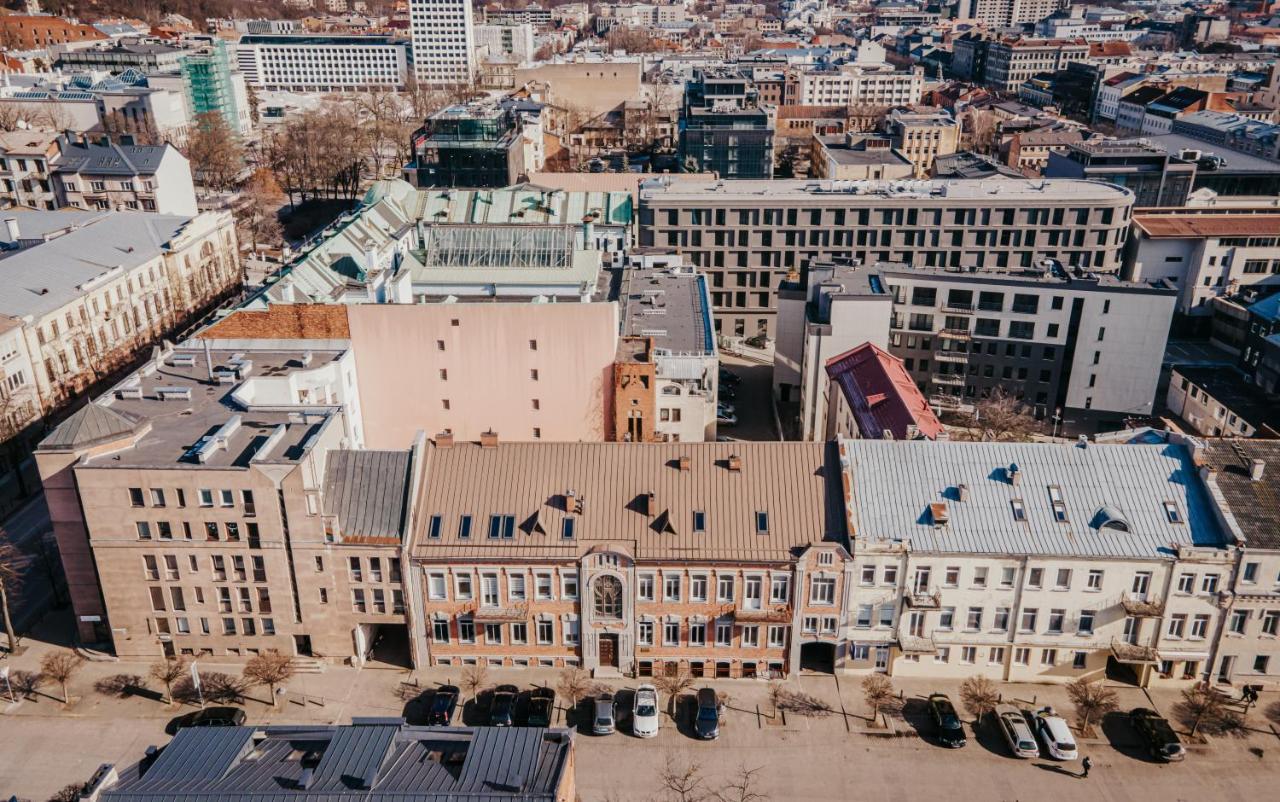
[234,34,410,91]
[679,68,776,180]
[793,63,924,109]
[963,0,1068,28]
[56,40,186,72]
[405,102,530,188]
[408,0,476,86]
[637,177,1135,339]
[1045,139,1197,208]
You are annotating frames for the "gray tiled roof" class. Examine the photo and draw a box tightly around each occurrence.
[41,402,141,450]
[57,140,175,175]
[1200,439,1280,551]
[323,450,413,540]
[841,438,1228,558]
[104,723,574,801]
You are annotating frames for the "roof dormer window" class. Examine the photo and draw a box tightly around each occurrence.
[1163,501,1183,524]
[1047,486,1068,523]
[755,511,769,535]
[1011,499,1027,522]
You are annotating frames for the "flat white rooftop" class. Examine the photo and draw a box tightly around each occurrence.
[639,178,1134,203]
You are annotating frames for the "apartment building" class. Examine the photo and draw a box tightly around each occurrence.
[1045,139,1196,208]
[885,109,960,178]
[410,439,847,679]
[811,135,915,181]
[839,438,1232,687]
[54,135,197,216]
[614,260,720,443]
[637,177,1135,339]
[1125,211,1280,317]
[475,23,536,64]
[0,209,239,415]
[408,0,476,86]
[822,342,944,442]
[679,69,776,180]
[984,38,1089,94]
[793,64,924,109]
[56,40,186,72]
[1003,128,1083,175]
[963,0,1068,28]
[0,130,59,210]
[233,34,410,92]
[1165,364,1278,439]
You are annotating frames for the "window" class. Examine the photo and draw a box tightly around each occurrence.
[966,607,983,631]
[1167,614,1186,638]
[352,589,366,613]
[664,574,681,602]
[1201,574,1220,594]
[432,619,450,643]
[129,488,145,507]
[1190,614,1209,639]
[457,515,472,539]
[537,619,554,644]
[755,511,769,534]
[934,647,950,664]
[1014,648,1030,666]
[1163,501,1183,524]
[1020,608,1038,632]
[427,516,442,539]
[1086,570,1103,591]
[740,625,759,648]
[638,574,655,601]
[509,574,526,602]
[458,619,476,644]
[663,621,680,646]
[1011,499,1026,522]
[1047,609,1065,634]
[1078,610,1095,635]
[973,567,988,588]
[562,572,578,600]
[1177,573,1195,594]
[561,519,575,540]
[1048,487,1068,523]
[882,565,898,586]
[993,607,1010,632]
[770,575,789,604]
[689,622,706,646]
[1243,563,1259,584]
[1254,655,1270,674]
[454,574,473,600]
[810,576,836,605]
[717,574,735,602]
[136,521,152,540]
[637,620,654,646]
[878,604,894,628]
[961,646,976,664]
[1041,649,1057,666]
[348,557,362,582]
[860,565,875,586]
[198,489,213,507]
[692,511,706,533]
[1054,569,1071,590]
[855,605,873,628]
[511,622,527,645]
[768,625,786,648]
[1229,610,1248,634]
[1000,567,1016,588]
[939,607,955,629]
[691,575,708,602]
[1262,610,1279,636]
[1072,651,1087,670]
[149,488,165,507]
[481,574,499,607]
[944,566,960,587]
[1027,568,1043,588]
[219,490,234,508]
[715,621,732,646]
[488,514,515,539]
[989,647,1005,665]
[485,624,502,645]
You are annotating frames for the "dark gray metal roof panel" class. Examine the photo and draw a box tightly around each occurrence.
[322,450,412,540]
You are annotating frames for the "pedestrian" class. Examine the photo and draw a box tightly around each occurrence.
[1081,756,1092,779]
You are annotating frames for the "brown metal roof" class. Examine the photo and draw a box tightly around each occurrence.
[1133,213,1280,238]
[200,305,351,340]
[413,441,845,563]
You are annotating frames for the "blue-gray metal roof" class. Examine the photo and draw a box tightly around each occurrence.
[323,450,413,541]
[840,438,1228,558]
[104,724,573,801]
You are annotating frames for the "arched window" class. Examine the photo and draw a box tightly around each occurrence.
[593,575,623,619]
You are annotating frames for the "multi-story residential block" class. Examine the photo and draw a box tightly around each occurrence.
[1125,210,1280,317]
[637,177,1135,339]
[0,209,239,416]
[1165,365,1278,438]
[963,0,1068,28]
[984,38,1089,94]
[1003,127,1083,175]
[840,437,1232,687]
[885,109,960,178]
[1172,111,1280,161]
[55,39,186,72]
[410,439,845,679]
[793,64,924,109]
[96,723,577,802]
[53,134,197,215]
[233,34,410,92]
[679,68,776,180]
[0,130,59,209]
[0,13,106,49]
[1045,139,1196,208]
[810,134,915,181]
[408,0,476,86]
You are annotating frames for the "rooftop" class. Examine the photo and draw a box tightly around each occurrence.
[840,438,1228,558]
[1145,133,1280,174]
[413,441,845,563]
[104,722,573,801]
[817,137,914,168]
[0,211,192,320]
[825,343,943,441]
[1173,365,1280,436]
[1133,212,1280,238]
[637,177,1130,203]
[619,265,715,356]
[56,138,176,176]
[931,151,1025,180]
[323,450,413,542]
[1200,440,1280,551]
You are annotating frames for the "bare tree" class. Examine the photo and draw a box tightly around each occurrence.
[185,111,244,192]
[47,783,84,802]
[713,764,769,802]
[235,168,285,253]
[861,674,894,727]
[242,650,294,707]
[1177,686,1227,737]
[555,666,593,710]
[0,542,22,654]
[461,663,490,703]
[660,752,706,802]
[150,657,188,705]
[654,668,695,717]
[959,675,1000,724]
[951,387,1044,442]
[40,651,85,703]
[1066,677,1118,732]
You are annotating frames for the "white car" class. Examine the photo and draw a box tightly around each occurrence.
[632,684,660,738]
[1032,706,1078,761]
[995,704,1039,759]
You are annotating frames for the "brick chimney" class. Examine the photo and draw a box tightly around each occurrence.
[480,430,499,449]
[678,455,691,471]
[435,431,454,449]
[727,454,742,472]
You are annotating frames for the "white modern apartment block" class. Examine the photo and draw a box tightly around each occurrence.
[409,0,476,86]
[234,34,409,91]
[964,0,1068,28]
[475,23,536,64]
[795,64,924,107]
[838,437,1234,688]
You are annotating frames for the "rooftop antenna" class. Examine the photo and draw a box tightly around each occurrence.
[203,338,213,382]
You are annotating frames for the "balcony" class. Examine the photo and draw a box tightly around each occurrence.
[939,328,971,340]
[471,602,530,623]
[899,633,936,654]
[1119,594,1164,618]
[735,605,792,623]
[905,589,941,609]
[1110,638,1159,665]
[931,373,965,387]
[941,303,974,314]
[934,351,969,364]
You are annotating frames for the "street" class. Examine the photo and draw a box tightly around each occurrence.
[718,354,777,441]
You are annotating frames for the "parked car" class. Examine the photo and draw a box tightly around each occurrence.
[525,687,556,727]
[716,412,738,426]
[1033,707,1078,760]
[717,402,736,416]
[426,685,459,726]
[593,692,617,735]
[718,386,736,401]
[1130,708,1186,762]
[180,706,246,728]
[633,684,660,738]
[927,694,966,748]
[719,368,741,385]
[490,684,518,727]
[694,687,720,740]
[994,704,1039,759]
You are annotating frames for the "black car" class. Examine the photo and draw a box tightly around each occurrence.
[182,706,246,728]
[427,685,459,726]
[526,687,556,727]
[490,684,519,727]
[927,694,966,748]
[694,687,720,740]
[719,369,741,386]
[1130,708,1186,762]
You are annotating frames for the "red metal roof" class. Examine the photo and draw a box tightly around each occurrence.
[825,343,944,441]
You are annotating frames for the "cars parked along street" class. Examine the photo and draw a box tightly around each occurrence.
[490,684,518,727]
[593,692,617,735]
[995,704,1039,759]
[694,688,720,740]
[633,684,660,738]
[525,687,556,728]
[927,694,967,748]
[1033,707,1079,761]
[426,685,459,726]
[1130,708,1186,762]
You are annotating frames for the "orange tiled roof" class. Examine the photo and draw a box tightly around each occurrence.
[200,305,351,340]
[1133,213,1280,238]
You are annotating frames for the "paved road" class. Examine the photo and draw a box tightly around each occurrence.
[718,355,777,441]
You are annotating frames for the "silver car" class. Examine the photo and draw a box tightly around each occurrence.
[632,684,660,738]
[995,704,1039,759]
[592,693,616,735]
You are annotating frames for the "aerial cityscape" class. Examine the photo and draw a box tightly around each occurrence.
[0,0,1278,799]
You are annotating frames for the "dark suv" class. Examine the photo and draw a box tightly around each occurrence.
[694,688,720,740]
[927,694,966,748]
[1130,708,1186,762]
[426,685,459,726]
[525,688,556,727]
[490,685,519,727]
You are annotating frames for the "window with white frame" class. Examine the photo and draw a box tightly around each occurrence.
[690,575,708,603]
[1177,573,1195,594]
[481,574,499,607]
[511,622,527,644]
[537,619,554,644]
[638,573,655,602]
[1054,569,1072,590]
[458,619,475,644]
[770,575,789,604]
[1020,608,1038,632]
[878,604,894,627]
[1001,566,1017,587]
[860,565,875,585]
[1041,648,1057,666]
[966,607,983,631]
[564,618,580,645]
[1078,610,1095,635]
[1190,614,1209,639]
[455,574,473,600]
[535,574,554,600]
[961,646,976,664]
[663,621,680,646]
[944,566,960,587]
[820,616,837,635]
[1027,567,1043,588]
[989,646,1005,665]
[809,576,836,605]
[939,606,955,629]
[855,605,872,628]
[664,574,681,602]
[1229,609,1248,634]
[973,566,988,588]
[428,573,447,600]
[715,621,732,646]
[1086,569,1103,591]
[1047,609,1065,634]
[562,572,579,600]
[993,607,1010,632]
[484,623,502,644]
[883,564,898,585]
[689,622,706,646]
[1167,614,1186,638]
[508,574,526,602]
[740,625,759,648]
[934,647,950,663]
[717,574,735,602]
[1201,574,1220,594]
[767,625,786,648]
[638,620,654,646]
[432,619,450,643]
[1014,647,1030,665]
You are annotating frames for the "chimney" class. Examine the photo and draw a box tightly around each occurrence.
[678,455,691,471]
[957,483,969,502]
[727,454,742,472]
[480,430,499,449]
[436,431,454,449]
[3,217,18,241]
[1077,434,1088,448]
[1250,458,1265,481]
[1008,463,1021,486]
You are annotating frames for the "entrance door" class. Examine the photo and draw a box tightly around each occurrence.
[874,646,890,672]
[294,635,313,656]
[1218,655,1234,683]
[599,633,618,668]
